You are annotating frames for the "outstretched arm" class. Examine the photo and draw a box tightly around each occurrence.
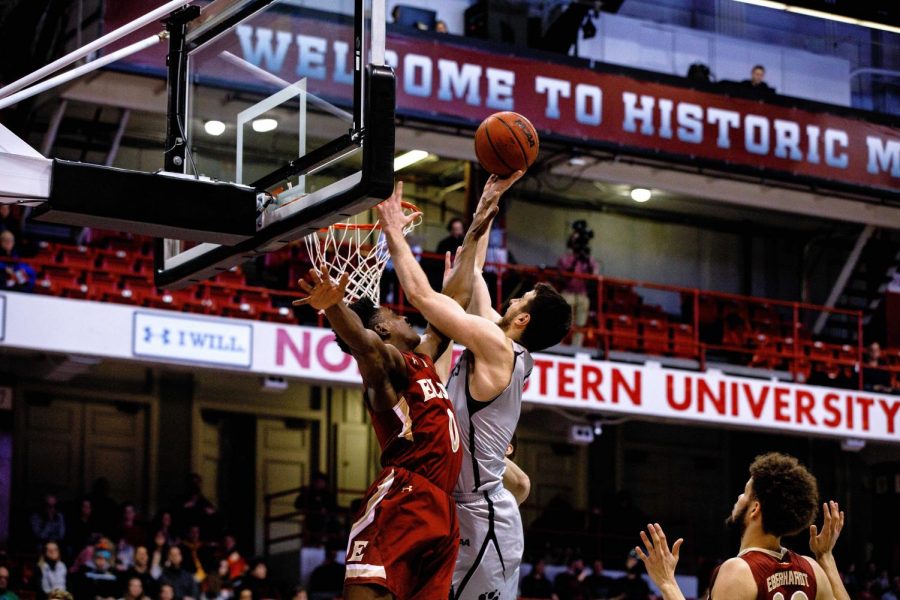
[808,501,850,600]
[377,183,510,359]
[635,523,688,600]
[416,178,509,364]
[294,268,404,410]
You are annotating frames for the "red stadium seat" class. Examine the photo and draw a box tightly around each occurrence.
[609,314,639,352]
[57,246,97,270]
[640,318,668,356]
[671,323,695,358]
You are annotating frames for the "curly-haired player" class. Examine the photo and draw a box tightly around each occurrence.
[634,452,850,600]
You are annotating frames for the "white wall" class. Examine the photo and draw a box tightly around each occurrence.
[506,200,744,297]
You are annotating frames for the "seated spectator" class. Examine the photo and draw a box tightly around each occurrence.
[157,546,199,600]
[175,474,219,537]
[235,559,279,600]
[308,549,344,598]
[31,494,66,549]
[151,511,179,548]
[436,217,465,257]
[47,590,73,600]
[586,558,616,600]
[293,473,338,546]
[435,19,448,33]
[554,557,590,600]
[181,526,210,582]
[119,576,150,600]
[221,534,247,581]
[519,559,554,599]
[121,546,155,599]
[863,341,892,392]
[290,587,308,600]
[741,64,775,95]
[75,547,121,600]
[39,541,68,597]
[0,566,19,600]
[158,583,176,600]
[88,478,120,538]
[0,204,22,240]
[613,554,651,600]
[200,561,230,600]
[118,503,147,551]
[65,498,98,558]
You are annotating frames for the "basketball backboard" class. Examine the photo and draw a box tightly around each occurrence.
[13,0,394,289]
[155,0,394,288]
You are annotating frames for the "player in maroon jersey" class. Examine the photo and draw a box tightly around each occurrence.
[633,452,850,600]
[293,178,515,600]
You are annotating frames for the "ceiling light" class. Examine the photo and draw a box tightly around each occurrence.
[393,149,430,171]
[569,156,588,166]
[630,188,652,202]
[733,0,900,34]
[251,118,278,133]
[204,120,226,136]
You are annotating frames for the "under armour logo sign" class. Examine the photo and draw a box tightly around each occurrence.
[460,538,470,547]
[143,326,171,345]
[402,485,413,493]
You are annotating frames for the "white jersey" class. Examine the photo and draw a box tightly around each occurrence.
[448,340,532,495]
[448,340,532,600]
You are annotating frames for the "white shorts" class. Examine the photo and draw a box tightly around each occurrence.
[451,486,523,600]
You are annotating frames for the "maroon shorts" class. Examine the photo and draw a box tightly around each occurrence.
[344,466,459,599]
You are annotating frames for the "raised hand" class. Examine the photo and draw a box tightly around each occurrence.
[480,170,524,204]
[810,501,845,559]
[376,181,422,234]
[442,247,463,288]
[293,267,349,310]
[635,523,684,587]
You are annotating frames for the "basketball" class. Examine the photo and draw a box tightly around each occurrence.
[474,111,540,176]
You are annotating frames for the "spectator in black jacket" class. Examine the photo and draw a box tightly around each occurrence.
[520,559,554,599]
[157,547,198,600]
[75,548,120,600]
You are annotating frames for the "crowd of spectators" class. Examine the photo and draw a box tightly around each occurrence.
[0,475,323,600]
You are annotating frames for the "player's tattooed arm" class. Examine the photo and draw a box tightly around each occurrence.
[294,267,404,409]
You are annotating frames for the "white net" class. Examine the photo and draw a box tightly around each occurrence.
[304,204,421,304]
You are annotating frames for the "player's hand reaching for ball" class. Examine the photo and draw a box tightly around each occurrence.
[293,266,349,310]
[479,170,524,205]
[376,181,422,234]
[636,523,684,591]
[810,501,844,559]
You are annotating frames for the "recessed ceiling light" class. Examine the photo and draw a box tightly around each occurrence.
[393,149,430,171]
[251,118,278,133]
[204,120,226,136]
[630,188,652,202]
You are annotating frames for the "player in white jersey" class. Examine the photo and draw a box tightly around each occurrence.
[377,175,572,600]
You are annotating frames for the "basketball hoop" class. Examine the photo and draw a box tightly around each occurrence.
[304,201,422,304]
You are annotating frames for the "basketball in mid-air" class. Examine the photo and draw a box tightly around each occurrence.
[474,111,540,176]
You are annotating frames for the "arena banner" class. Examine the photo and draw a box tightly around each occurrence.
[2,292,898,443]
[103,5,899,194]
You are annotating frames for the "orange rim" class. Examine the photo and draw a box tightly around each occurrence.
[315,201,420,233]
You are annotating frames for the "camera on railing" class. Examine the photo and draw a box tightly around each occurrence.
[568,219,594,258]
